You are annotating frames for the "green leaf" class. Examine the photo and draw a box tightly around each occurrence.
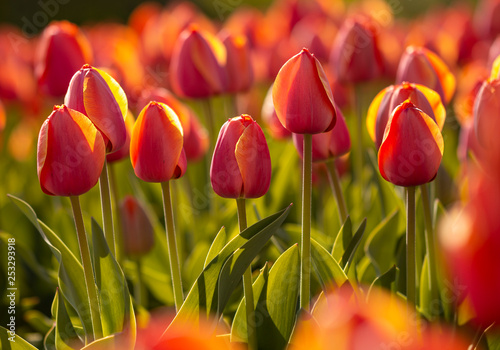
[341,218,366,272]
[8,195,93,339]
[204,227,227,268]
[311,238,348,290]
[419,255,433,320]
[167,205,292,331]
[331,217,352,262]
[231,245,300,350]
[44,325,56,350]
[368,265,398,299]
[54,289,84,350]
[0,326,38,350]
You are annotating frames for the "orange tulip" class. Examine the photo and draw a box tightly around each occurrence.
[367,82,445,149]
[221,33,254,93]
[35,21,92,97]
[272,48,336,134]
[120,195,154,257]
[37,105,105,196]
[210,115,271,199]
[130,101,186,182]
[65,64,128,153]
[396,46,456,104]
[378,101,444,187]
[169,25,227,98]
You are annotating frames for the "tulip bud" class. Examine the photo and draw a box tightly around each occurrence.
[169,26,227,98]
[221,33,254,93]
[396,46,456,104]
[120,196,154,257]
[130,101,186,182]
[35,21,93,97]
[367,82,445,149]
[293,107,351,162]
[378,101,444,187]
[272,48,336,134]
[474,78,500,152]
[330,17,384,83]
[37,105,105,196]
[211,115,271,199]
[106,109,135,163]
[65,64,128,153]
[261,84,291,139]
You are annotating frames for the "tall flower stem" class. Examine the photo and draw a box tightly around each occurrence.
[108,163,123,264]
[325,160,348,224]
[99,159,116,256]
[201,98,216,152]
[236,198,257,350]
[134,259,146,308]
[406,186,416,308]
[161,181,184,311]
[354,84,365,186]
[300,134,312,311]
[70,196,103,343]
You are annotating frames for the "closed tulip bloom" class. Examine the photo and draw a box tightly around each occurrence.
[211,115,271,199]
[120,196,154,257]
[35,21,93,97]
[396,46,456,104]
[378,101,444,187]
[170,26,227,98]
[330,17,384,83]
[474,78,500,151]
[106,109,135,163]
[272,48,336,134]
[65,64,128,153]
[130,101,186,182]
[367,82,445,149]
[293,107,351,162]
[222,33,254,93]
[37,105,105,196]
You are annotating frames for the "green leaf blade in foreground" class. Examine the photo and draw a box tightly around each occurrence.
[204,227,227,268]
[332,217,352,262]
[311,238,348,290]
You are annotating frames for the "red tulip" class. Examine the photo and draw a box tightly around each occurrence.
[473,78,500,152]
[65,64,128,153]
[35,21,93,97]
[293,107,351,162]
[210,115,271,199]
[272,48,336,134]
[261,84,291,139]
[221,33,254,93]
[120,195,154,257]
[169,26,227,98]
[396,46,456,104]
[130,101,186,182]
[37,105,105,196]
[106,109,135,163]
[330,16,384,83]
[378,101,444,187]
[367,82,445,149]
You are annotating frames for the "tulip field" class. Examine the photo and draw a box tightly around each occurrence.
[2,0,500,349]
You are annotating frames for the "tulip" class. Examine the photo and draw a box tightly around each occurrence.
[65,64,128,153]
[474,78,500,155]
[221,33,254,93]
[120,195,154,257]
[35,21,93,97]
[272,48,336,134]
[330,16,384,83]
[210,114,271,199]
[106,109,135,163]
[37,105,105,197]
[261,84,291,140]
[396,46,456,105]
[367,82,445,149]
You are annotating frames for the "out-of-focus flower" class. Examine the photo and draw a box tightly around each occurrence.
[367,82,445,149]
[169,25,227,98]
[490,54,500,79]
[473,78,500,152]
[272,48,336,134]
[65,64,128,153]
[35,21,93,97]
[211,115,271,199]
[8,119,38,162]
[378,101,444,187]
[128,2,162,35]
[293,107,351,162]
[221,33,254,93]
[37,105,105,196]
[330,16,384,83]
[396,46,456,105]
[120,195,154,257]
[454,62,489,126]
[0,99,5,133]
[130,101,186,182]
[474,0,500,39]
[261,84,291,139]
[106,109,135,163]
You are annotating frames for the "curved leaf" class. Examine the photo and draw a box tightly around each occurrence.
[311,239,348,290]
[0,326,38,350]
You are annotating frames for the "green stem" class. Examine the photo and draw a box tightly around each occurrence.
[236,198,257,350]
[99,159,116,256]
[406,186,416,308]
[354,84,364,186]
[300,134,312,311]
[161,181,184,311]
[420,183,439,316]
[325,160,348,224]
[134,259,146,308]
[108,163,123,264]
[70,196,103,342]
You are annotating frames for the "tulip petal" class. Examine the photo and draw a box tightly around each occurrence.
[414,83,446,130]
[94,67,128,119]
[426,48,456,104]
[366,85,392,145]
[64,70,86,115]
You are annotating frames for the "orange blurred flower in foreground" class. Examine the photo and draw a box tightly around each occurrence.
[378,101,443,187]
[65,64,128,153]
[211,115,271,199]
[37,105,105,196]
[120,195,154,257]
[272,48,336,134]
[35,21,93,97]
[130,101,186,182]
